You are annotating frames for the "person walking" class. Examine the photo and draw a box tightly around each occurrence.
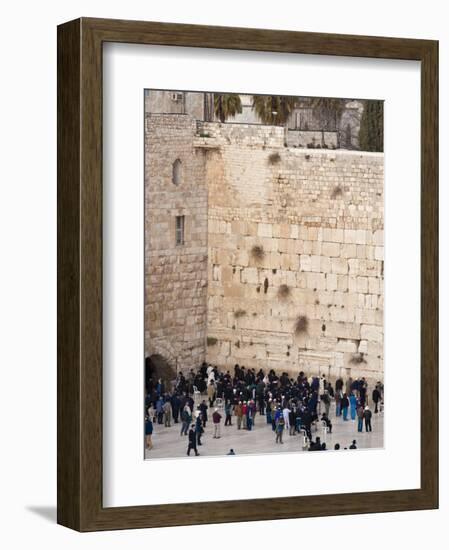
[275,415,285,444]
[363,405,373,432]
[187,425,199,456]
[212,408,222,439]
[180,406,191,436]
[195,413,204,446]
[145,416,153,450]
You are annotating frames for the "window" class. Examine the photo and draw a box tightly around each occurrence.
[172,159,182,185]
[175,215,185,246]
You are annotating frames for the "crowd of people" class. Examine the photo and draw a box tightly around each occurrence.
[145,362,384,456]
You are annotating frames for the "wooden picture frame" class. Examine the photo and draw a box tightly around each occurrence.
[57,17,438,531]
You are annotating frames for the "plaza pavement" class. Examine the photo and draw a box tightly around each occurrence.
[145,399,383,460]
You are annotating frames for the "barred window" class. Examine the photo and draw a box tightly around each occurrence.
[175,215,185,246]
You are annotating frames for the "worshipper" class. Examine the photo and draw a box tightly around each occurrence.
[321,412,332,433]
[289,407,296,436]
[235,401,243,430]
[335,389,342,417]
[275,415,285,444]
[187,425,199,456]
[171,393,180,423]
[282,405,291,433]
[334,443,340,450]
[227,448,236,455]
[180,406,191,436]
[212,407,222,439]
[224,400,233,426]
[242,401,248,429]
[341,393,350,421]
[156,395,164,424]
[207,379,216,408]
[372,385,382,413]
[163,399,172,427]
[199,400,208,427]
[195,413,204,446]
[357,404,364,432]
[145,415,153,450]
[322,390,331,417]
[309,436,322,451]
[349,439,357,449]
[349,392,357,421]
[363,405,373,432]
[266,399,273,425]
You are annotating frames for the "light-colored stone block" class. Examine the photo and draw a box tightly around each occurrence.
[322,241,340,257]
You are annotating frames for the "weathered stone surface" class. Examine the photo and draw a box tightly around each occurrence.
[146,113,384,384]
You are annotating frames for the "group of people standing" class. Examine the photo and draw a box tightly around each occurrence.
[145,362,384,456]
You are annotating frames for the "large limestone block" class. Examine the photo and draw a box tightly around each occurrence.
[322,241,340,257]
[300,254,312,272]
[360,323,383,343]
[320,256,331,273]
[373,230,384,245]
[341,243,357,258]
[326,273,338,291]
[258,223,273,238]
[374,246,384,261]
[325,321,361,340]
[310,255,321,272]
[356,276,369,293]
[306,272,326,290]
[336,338,359,353]
[281,254,297,271]
[331,258,348,275]
[344,229,357,244]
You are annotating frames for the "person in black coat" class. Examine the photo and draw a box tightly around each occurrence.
[372,387,382,413]
[199,400,208,427]
[171,393,180,423]
[363,406,373,432]
[187,425,199,456]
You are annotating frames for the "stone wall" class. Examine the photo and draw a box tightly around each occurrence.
[145,115,384,385]
[144,114,208,370]
[203,122,384,384]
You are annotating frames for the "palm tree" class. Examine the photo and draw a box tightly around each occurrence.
[252,95,297,145]
[310,97,345,148]
[214,94,242,123]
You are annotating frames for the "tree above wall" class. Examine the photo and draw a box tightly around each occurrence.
[359,100,384,152]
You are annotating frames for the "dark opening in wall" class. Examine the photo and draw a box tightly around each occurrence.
[172,158,182,185]
[264,278,269,294]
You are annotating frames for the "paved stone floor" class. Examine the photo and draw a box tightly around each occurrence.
[145,400,384,460]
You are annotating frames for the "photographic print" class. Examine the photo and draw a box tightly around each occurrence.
[144,90,384,459]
